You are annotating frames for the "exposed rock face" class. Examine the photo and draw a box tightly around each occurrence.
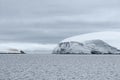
[53,40,120,54]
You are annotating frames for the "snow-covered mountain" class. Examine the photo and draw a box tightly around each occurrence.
[53,31,120,54]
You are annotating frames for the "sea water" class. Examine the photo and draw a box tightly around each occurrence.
[0,54,119,80]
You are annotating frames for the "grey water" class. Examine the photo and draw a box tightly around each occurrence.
[0,54,120,80]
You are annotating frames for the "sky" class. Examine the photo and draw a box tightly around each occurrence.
[0,0,120,51]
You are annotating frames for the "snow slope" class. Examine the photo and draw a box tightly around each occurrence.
[62,31,120,49]
[53,31,120,54]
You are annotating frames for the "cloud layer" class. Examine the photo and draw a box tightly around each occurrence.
[0,0,120,44]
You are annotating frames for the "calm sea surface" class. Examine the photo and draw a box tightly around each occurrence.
[0,54,120,80]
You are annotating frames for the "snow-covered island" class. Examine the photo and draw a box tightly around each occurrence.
[0,48,25,54]
[53,31,120,54]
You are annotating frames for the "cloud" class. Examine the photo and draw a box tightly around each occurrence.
[1,8,120,24]
[0,0,120,44]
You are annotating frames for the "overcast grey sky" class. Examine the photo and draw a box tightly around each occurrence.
[0,0,120,44]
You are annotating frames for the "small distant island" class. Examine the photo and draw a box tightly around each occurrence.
[0,48,26,54]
